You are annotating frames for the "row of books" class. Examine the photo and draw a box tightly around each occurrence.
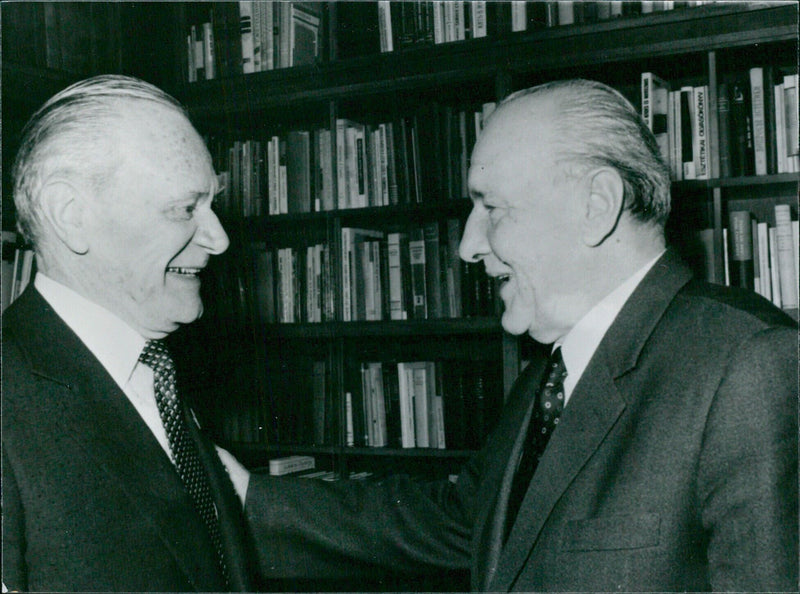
[248,221,497,324]
[641,68,799,181]
[378,1,717,53]
[341,359,502,450]
[710,204,799,310]
[1,233,34,313]
[219,355,501,450]
[208,102,496,217]
[186,2,321,82]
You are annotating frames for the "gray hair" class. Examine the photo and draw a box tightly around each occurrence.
[12,74,188,246]
[502,79,672,227]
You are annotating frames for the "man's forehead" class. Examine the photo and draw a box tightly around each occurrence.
[475,104,553,164]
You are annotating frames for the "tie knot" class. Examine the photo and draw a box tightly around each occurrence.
[547,347,567,383]
[139,339,174,372]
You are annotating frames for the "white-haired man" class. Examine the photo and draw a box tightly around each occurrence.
[245,79,798,592]
[3,75,258,591]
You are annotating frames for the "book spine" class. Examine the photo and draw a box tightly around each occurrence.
[341,229,353,322]
[730,81,755,176]
[727,210,754,290]
[669,90,682,180]
[345,392,354,446]
[784,75,799,172]
[239,1,254,74]
[378,1,393,52]
[749,67,768,175]
[717,83,732,178]
[769,227,783,308]
[412,364,429,447]
[756,221,772,301]
[387,233,406,320]
[680,87,695,179]
[423,222,442,318]
[203,22,215,79]
[335,119,348,209]
[263,0,274,70]
[397,363,416,448]
[693,85,709,179]
[269,455,315,475]
[774,82,787,173]
[471,1,487,38]
[774,204,798,308]
[408,229,428,319]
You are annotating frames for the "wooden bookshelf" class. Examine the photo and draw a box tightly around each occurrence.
[2,0,797,487]
[155,2,800,481]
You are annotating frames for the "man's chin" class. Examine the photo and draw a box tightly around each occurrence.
[500,310,533,336]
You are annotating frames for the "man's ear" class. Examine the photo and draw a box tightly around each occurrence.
[581,167,625,247]
[40,179,90,255]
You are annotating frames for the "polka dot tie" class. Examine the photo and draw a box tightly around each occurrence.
[504,347,567,541]
[139,340,229,587]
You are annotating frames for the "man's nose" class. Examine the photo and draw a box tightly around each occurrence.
[459,207,490,262]
[195,209,230,255]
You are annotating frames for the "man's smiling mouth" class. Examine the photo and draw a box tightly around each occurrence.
[167,267,202,277]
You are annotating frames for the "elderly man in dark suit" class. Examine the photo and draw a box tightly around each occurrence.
[2,75,258,591]
[245,79,798,591]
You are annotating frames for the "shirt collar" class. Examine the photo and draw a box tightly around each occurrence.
[34,272,147,389]
[557,250,665,404]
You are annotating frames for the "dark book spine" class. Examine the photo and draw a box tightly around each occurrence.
[423,221,443,318]
[383,361,403,449]
[728,210,755,290]
[730,80,755,176]
[717,83,733,178]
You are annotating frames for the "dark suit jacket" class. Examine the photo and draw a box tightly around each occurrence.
[246,249,798,591]
[2,287,258,592]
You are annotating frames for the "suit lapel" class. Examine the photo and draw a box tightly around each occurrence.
[474,357,549,590]
[8,288,223,590]
[490,250,694,590]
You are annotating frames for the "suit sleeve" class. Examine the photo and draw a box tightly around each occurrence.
[244,462,478,580]
[2,446,28,592]
[698,326,798,591]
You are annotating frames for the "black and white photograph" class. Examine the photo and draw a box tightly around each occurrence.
[2,1,798,591]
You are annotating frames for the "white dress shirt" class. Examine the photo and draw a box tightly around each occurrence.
[34,273,249,502]
[558,251,665,406]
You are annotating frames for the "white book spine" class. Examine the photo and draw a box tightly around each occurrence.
[471,1,487,38]
[774,82,786,173]
[378,1,393,52]
[345,392,354,446]
[757,221,772,301]
[749,67,768,175]
[769,227,783,308]
[203,22,215,79]
[774,204,797,308]
[397,363,416,448]
[693,85,709,179]
[239,1,255,74]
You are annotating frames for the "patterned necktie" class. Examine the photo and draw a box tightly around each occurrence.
[139,339,229,586]
[504,347,567,541]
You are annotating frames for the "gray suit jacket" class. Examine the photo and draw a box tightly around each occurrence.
[246,249,798,591]
[2,287,258,591]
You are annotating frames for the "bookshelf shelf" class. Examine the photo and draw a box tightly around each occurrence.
[675,172,800,191]
[177,4,797,117]
[264,317,501,339]
[232,442,477,460]
[239,198,473,229]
